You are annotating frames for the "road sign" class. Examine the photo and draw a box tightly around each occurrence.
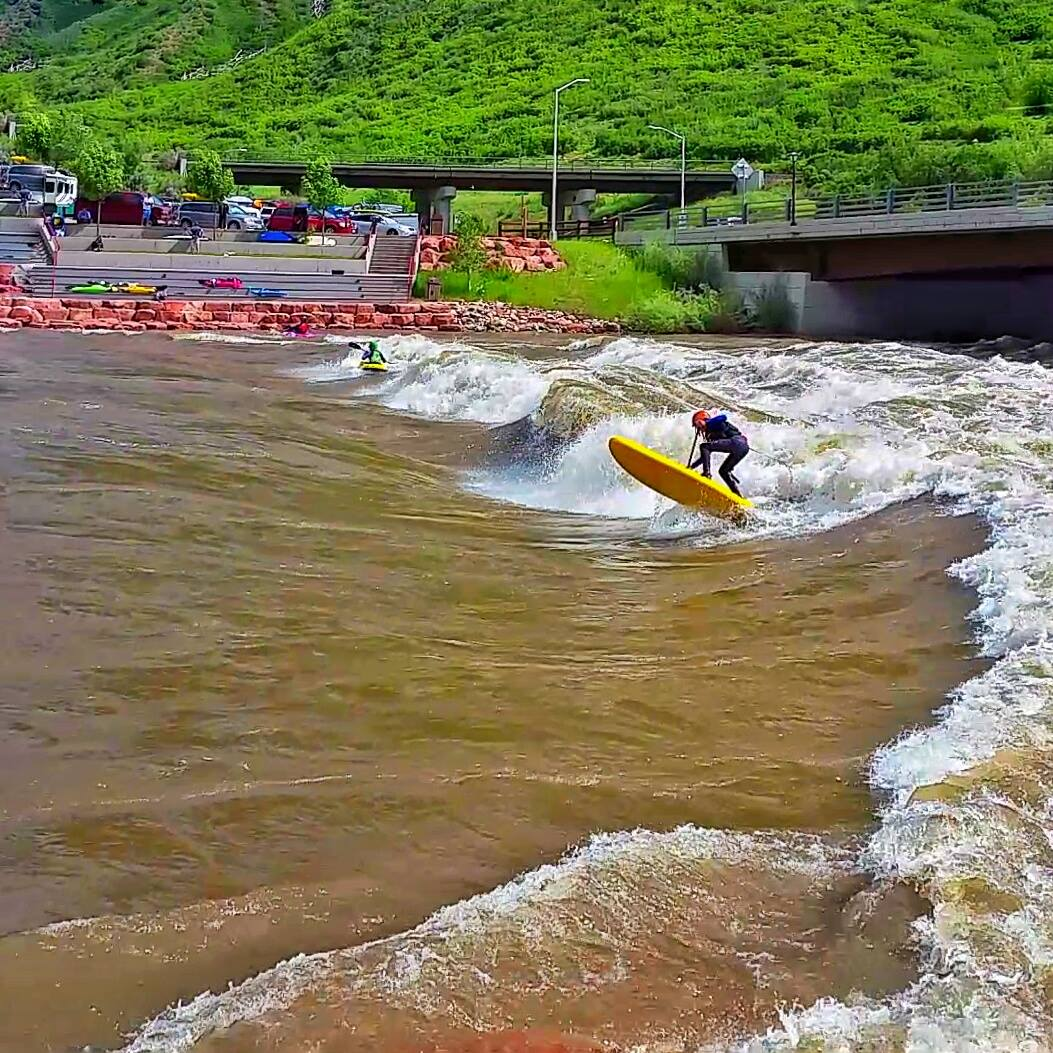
[732,158,754,181]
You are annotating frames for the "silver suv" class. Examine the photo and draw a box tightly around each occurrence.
[178,200,263,231]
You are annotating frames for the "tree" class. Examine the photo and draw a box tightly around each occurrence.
[301,158,341,230]
[119,134,149,191]
[13,111,88,168]
[448,213,488,293]
[185,149,235,231]
[15,112,55,163]
[48,113,91,169]
[71,138,125,237]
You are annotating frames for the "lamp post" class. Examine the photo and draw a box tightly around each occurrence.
[789,151,799,227]
[648,124,687,212]
[550,77,589,242]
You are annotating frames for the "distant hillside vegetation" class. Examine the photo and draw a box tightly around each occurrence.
[4,0,1053,190]
[1,0,312,95]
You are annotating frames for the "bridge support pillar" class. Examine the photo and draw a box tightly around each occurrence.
[412,184,457,235]
[542,188,598,230]
[564,188,597,222]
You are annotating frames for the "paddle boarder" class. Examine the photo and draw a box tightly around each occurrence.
[690,410,750,497]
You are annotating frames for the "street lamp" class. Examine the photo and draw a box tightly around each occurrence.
[789,151,799,227]
[550,77,589,242]
[648,124,687,212]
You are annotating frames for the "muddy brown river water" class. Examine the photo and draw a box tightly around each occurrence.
[1,331,1051,1053]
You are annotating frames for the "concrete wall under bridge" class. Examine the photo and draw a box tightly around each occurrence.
[725,270,1053,342]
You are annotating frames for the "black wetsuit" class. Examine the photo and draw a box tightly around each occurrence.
[690,414,749,496]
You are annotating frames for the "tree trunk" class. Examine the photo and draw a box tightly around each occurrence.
[96,197,103,239]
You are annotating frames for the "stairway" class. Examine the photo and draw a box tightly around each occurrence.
[369,235,417,284]
[18,263,411,302]
[0,228,49,264]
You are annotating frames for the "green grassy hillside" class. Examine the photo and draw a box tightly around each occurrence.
[1,0,311,97]
[5,0,1053,190]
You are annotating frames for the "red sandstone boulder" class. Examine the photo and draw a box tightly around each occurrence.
[10,305,42,323]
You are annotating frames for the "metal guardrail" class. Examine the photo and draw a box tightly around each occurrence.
[619,178,1053,235]
[218,154,739,174]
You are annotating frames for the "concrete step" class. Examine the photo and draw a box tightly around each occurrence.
[20,264,411,302]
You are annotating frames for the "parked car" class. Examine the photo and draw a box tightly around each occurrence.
[145,195,176,225]
[75,191,161,226]
[178,200,263,231]
[225,196,264,223]
[266,204,356,235]
[351,201,404,215]
[345,211,417,236]
[3,163,50,191]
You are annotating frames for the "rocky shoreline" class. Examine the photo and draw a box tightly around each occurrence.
[0,295,619,335]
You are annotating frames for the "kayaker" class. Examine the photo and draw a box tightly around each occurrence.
[286,316,312,337]
[689,410,749,497]
[359,340,386,366]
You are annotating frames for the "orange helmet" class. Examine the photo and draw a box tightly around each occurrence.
[692,410,710,431]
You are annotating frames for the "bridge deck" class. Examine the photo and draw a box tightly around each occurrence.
[225,159,740,196]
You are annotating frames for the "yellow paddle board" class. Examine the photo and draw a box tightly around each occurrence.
[608,434,753,522]
[360,362,388,372]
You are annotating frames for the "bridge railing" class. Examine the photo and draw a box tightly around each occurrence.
[619,177,1053,236]
[219,153,738,174]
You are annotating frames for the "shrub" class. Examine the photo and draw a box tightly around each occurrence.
[631,241,723,292]
[624,289,721,333]
[749,278,797,332]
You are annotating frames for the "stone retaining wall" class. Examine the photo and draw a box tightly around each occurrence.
[419,235,566,274]
[0,295,617,335]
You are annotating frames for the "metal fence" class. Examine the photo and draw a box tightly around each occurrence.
[619,178,1053,236]
[496,218,617,240]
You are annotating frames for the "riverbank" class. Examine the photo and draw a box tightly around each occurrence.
[0,294,620,335]
[415,240,737,333]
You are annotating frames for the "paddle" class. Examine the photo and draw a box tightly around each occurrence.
[686,432,698,468]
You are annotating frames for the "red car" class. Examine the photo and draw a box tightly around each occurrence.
[267,204,356,235]
[75,191,173,226]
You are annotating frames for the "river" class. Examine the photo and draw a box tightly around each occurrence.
[0,330,1051,1051]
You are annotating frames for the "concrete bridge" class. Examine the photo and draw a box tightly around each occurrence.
[615,180,1053,341]
[222,156,744,229]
